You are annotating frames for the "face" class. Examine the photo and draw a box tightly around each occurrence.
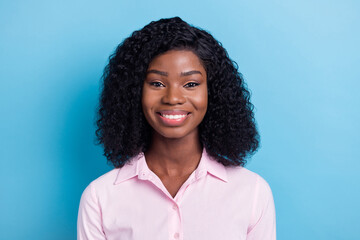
[142,50,208,139]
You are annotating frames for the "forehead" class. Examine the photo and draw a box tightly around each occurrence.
[147,50,205,73]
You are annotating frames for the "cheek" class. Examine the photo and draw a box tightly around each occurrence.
[193,88,208,112]
[141,89,162,125]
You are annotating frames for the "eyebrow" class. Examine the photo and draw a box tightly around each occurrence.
[180,70,202,76]
[147,69,168,76]
[146,70,202,77]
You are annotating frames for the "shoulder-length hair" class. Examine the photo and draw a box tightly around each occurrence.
[96,17,259,168]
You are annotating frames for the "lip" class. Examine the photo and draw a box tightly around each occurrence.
[156,110,191,126]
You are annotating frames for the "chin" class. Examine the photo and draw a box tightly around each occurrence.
[155,128,198,140]
[158,131,188,140]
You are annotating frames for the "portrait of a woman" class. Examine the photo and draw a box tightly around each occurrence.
[77,17,276,240]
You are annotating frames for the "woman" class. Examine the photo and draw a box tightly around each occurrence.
[78,17,276,240]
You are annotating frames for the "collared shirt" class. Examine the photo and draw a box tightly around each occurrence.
[77,149,276,240]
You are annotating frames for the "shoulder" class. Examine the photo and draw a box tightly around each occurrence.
[225,166,273,197]
[92,168,119,186]
[81,168,120,199]
[226,166,269,185]
[90,168,119,188]
[80,155,140,197]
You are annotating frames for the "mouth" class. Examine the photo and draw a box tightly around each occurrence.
[156,111,191,126]
[158,113,190,119]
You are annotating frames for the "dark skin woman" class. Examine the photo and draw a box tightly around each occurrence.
[96,17,259,169]
[78,17,276,240]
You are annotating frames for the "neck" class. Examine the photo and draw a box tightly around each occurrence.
[144,130,203,177]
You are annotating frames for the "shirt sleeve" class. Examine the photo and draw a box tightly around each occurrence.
[246,175,276,240]
[77,183,107,240]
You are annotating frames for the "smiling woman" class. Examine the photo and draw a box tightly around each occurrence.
[78,17,276,240]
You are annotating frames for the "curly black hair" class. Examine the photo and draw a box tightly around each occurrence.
[96,17,259,168]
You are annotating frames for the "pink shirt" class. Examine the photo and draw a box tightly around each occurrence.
[77,149,276,240]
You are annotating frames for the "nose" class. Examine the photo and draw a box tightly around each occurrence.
[162,86,186,105]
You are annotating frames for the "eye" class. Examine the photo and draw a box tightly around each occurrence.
[184,82,199,88]
[149,81,165,87]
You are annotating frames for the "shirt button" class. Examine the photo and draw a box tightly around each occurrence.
[172,204,178,210]
[174,233,180,239]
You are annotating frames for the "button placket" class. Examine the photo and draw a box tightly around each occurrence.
[168,201,182,240]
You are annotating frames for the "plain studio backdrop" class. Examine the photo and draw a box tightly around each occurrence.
[0,0,359,239]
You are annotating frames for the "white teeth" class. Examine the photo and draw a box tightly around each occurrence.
[162,114,187,119]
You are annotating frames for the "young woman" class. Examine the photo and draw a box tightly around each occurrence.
[78,17,276,240]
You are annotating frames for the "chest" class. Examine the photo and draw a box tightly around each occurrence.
[100,176,252,240]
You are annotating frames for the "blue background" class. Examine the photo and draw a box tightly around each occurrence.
[1,0,359,239]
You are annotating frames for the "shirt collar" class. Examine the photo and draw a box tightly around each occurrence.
[192,148,228,182]
[114,148,228,185]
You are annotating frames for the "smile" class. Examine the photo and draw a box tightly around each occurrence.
[156,111,190,126]
[161,114,187,119]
